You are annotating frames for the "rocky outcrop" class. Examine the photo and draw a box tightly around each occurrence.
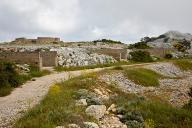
[146,31,192,48]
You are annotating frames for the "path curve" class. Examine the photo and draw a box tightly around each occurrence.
[0,63,154,128]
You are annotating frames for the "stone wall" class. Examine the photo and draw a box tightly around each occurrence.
[0,52,42,68]
[0,51,58,69]
[41,51,58,67]
[92,48,128,61]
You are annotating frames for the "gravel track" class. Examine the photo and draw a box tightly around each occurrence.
[0,68,105,128]
[0,62,158,128]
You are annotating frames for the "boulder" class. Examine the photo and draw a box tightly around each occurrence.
[68,124,80,128]
[56,126,65,128]
[85,105,107,120]
[83,122,99,128]
[99,115,127,128]
[107,104,117,113]
[76,99,87,106]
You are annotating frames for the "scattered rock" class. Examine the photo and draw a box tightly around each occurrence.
[99,115,127,128]
[85,105,107,120]
[93,88,110,100]
[145,62,183,77]
[76,99,87,106]
[68,124,80,128]
[56,126,65,128]
[99,73,144,93]
[107,104,117,113]
[83,122,99,128]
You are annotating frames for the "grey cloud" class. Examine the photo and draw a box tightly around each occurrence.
[0,0,192,43]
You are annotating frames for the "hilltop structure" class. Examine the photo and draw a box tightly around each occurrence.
[12,37,60,45]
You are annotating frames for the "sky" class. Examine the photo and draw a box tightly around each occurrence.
[0,0,192,43]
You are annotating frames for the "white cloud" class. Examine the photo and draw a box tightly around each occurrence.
[0,0,192,43]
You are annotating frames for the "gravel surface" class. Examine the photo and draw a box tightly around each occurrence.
[0,68,104,128]
[99,73,145,93]
[144,62,183,77]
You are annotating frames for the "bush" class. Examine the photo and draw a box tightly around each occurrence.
[113,66,124,70]
[128,42,150,49]
[164,53,173,59]
[0,62,20,88]
[93,39,122,44]
[0,62,22,96]
[129,51,153,62]
[0,63,50,97]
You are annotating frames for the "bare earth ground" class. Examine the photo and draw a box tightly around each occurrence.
[0,62,163,128]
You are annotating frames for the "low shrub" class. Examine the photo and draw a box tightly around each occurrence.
[164,53,173,59]
[0,62,23,96]
[128,42,151,49]
[113,66,124,70]
[0,63,51,97]
[129,51,153,62]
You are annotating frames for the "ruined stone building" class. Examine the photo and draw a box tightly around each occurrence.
[12,37,60,45]
[0,51,58,69]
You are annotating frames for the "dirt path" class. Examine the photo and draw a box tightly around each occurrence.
[0,63,155,128]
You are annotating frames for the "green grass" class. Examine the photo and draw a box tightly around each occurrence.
[14,74,97,128]
[174,59,192,71]
[54,61,132,72]
[124,68,162,87]
[29,69,51,78]
[0,86,13,97]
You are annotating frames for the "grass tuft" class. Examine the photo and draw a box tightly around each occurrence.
[124,68,161,87]
[174,60,192,71]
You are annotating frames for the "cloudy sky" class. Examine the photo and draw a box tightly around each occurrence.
[0,0,192,43]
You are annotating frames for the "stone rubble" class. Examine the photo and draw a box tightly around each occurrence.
[99,73,145,94]
[50,47,117,67]
[144,62,183,77]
